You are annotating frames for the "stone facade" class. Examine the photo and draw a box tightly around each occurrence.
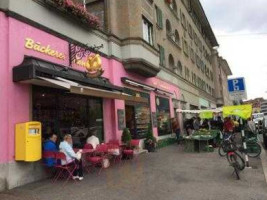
[85,0,221,110]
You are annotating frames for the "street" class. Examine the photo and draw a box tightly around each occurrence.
[1,145,267,200]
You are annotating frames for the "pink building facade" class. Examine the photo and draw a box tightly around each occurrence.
[0,12,180,189]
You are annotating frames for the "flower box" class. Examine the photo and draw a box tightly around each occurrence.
[45,0,100,29]
[165,0,172,4]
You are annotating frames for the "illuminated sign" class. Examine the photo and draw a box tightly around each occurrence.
[24,38,66,60]
[70,44,104,78]
[74,54,104,78]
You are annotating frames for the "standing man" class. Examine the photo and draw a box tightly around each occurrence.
[172,118,181,144]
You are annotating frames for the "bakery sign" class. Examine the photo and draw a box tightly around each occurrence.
[70,44,104,78]
[24,38,66,60]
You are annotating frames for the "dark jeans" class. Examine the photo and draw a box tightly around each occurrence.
[176,129,181,141]
[73,159,83,177]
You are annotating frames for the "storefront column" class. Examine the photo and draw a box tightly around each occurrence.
[169,98,175,118]
[150,92,158,138]
[103,99,116,143]
[103,99,125,142]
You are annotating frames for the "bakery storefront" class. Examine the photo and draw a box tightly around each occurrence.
[0,10,181,190]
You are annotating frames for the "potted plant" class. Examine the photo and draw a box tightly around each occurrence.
[121,128,132,146]
[144,124,157,152]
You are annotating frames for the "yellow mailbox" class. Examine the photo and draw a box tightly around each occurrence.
[15,121,42,162]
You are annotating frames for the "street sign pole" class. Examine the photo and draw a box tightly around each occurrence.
[228,78,250,168]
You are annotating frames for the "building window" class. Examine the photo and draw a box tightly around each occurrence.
[170,0,178,14]
[181,12,186,29]
[188,24,193,38]
[190,48,195,63]
[166,19,172,38]
[177,61,183,75]
[168,54,175,70]
[143,17,153,45]
[155,6,163,29]
[183,39,189,56]
[158,45,165,66]
[174,30,180,45]
[156,96,171,136]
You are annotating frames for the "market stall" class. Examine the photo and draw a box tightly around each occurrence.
[177,108,222,152]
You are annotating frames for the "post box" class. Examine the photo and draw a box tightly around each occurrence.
[15,121,42,162]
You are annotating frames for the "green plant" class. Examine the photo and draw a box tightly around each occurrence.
[121,128,132,145]
[145,124,156,144]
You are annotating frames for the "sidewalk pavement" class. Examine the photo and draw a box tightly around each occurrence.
[1,145,267,200]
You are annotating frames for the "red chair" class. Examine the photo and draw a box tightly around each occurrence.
[84,143,94,149]
[108,140,120,146]
[86,144,108,175]
[107,142,122,164]
[53,152,77,184]
[123,139,140,161]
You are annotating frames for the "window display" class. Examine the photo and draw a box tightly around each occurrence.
[156,96,171,136]
[32,86,103,148]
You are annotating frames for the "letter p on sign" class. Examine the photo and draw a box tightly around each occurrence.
[233,80,239,91]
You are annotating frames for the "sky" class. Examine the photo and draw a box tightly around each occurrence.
[200,0,267,100]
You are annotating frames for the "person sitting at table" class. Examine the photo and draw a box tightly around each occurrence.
[43,133,58,167]
[86,129,100,149]
[59,134,83,181]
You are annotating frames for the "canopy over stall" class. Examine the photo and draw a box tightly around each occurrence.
[176,108,222,119]
[222,104,252,120]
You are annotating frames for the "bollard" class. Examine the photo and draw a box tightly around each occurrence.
[240,118,250,168]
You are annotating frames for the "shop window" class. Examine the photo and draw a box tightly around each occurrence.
[32,86,103,148]
[142,17,153,45]
[124,88,151,139]
[155,6,163,29]
[156,96,171,136]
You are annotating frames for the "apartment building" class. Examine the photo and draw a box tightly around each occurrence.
[212,52,233,107]
[86,0,219,110]
[0,0,230,190]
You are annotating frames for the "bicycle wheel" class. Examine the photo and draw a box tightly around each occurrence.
[234,165,240,180]
[247,143,261,158]
[227,152,245,171]
[227,154,241,180]
[218,145,227,157]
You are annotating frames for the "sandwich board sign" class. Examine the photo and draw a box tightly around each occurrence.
[228,77,247,101]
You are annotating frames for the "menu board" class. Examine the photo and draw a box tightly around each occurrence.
[117,109,125,130]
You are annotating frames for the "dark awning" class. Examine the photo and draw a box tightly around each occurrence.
[13,56,123,92]
[13,57,148,103]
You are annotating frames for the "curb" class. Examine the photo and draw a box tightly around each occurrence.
[259,142,267,183]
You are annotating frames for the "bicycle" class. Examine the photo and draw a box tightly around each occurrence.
[218,132,261,158]
[224,141,245,180]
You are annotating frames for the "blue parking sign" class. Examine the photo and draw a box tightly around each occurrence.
[228,78,245,92]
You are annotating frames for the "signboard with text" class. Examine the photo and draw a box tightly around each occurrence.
[228,77,247,101]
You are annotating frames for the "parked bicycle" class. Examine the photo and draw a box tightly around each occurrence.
[225,142,245,180]
[218,132,261,158]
